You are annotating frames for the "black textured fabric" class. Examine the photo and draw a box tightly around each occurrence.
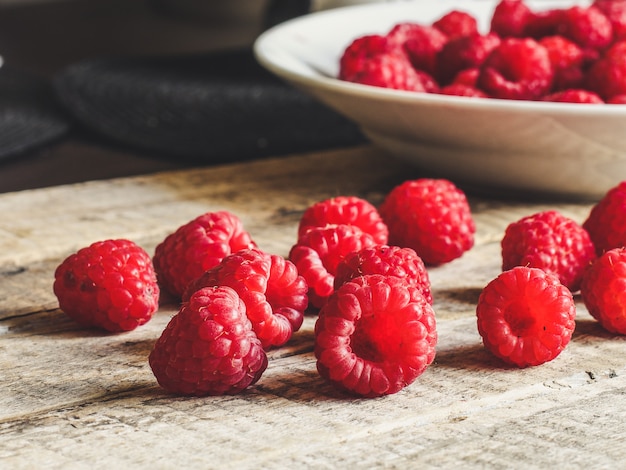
[53,49,366,164]
[0,67,70,161]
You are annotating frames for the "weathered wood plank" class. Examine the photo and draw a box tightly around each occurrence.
[3,145,621,469]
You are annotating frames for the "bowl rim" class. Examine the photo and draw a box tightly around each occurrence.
[254,0,626,117]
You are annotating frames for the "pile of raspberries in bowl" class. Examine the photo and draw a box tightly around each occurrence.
[339,0,626,103]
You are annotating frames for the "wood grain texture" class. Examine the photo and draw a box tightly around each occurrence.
[2,145,623,469]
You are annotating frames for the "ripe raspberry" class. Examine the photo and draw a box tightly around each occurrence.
[439,83,488,98]
[542,89,604,103]
[183,248,307,349]
[581,248,626,334]
[525,9,565,39]
[398,25,448,76]
[289,224,376,309]
[53,239,159,332]
[594,0,626,42]
[476,266,576,368]
[315,274,437,397]
[452,67,480,87]
[490,0,533,38]
[379,178,475,265]
[501,210,596,292]
[608,94,626,103]
[153,211,256,298]
[477,37,554,100]
[436,33,501,85]
[297,195,388,245]
[583,181,626,255]
[585,42,626,100]
[334,244,432,304]
[539,35,585,91]
[339,34,394,82]
[344,51,439,92]
[556,5,613,52]
[149,286,268,396]
[432,10,479,39]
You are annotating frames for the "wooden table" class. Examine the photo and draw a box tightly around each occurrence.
[2,145,625,468]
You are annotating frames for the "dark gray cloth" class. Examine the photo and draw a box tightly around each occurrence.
[53,49,365,164]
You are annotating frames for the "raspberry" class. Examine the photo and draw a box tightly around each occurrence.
[149,286,268,396]
[379,178,475,265]
[339,34,394,82]
[436,33,501,85]
[585,42,626,100]
[477,37,554,100]
[525,9,565,39]
[539,35,585,90]
[344,51,439,92]
[297,195,388,245]
[594,0,626,42]
[581,248,626,335]
[183,248,307,349]
[398,26,448,76]
[476,266,576,368]
[501,210,596,292]
[542,89,604,103]
[490,0,533,38]
[439,83,488,98]
[53,239,159,332]
[314,274,437,397]
[333,244,432,304]
[289,224,376,309]
[452,67,480,87]
[608,94,626,103]
[583,181,626,255]
[432,10,479,40]
[556,5,613,52]
[153,211,256,298]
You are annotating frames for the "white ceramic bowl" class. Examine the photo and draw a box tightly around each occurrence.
[254,0,626,200]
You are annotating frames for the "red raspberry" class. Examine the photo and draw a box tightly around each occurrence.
[594,0,626,42]
[333,244,432,304]
[297,195,388,245]
[451,67,480,87]
[149,286,268,396]
[379,178,475,265]
[501,210,596,292]
[432,10,479,40]
[542,89,604,103]
[556,5,613,52]
[397,26,448,76]
[608,94,626,103]
[525,9,565,39]
[436,33,501,85]
[339,34,393,81]
[439,83,488,98]
[289,224,376,309]
[183,248,307,349]
[315,274,437,397]
[477,37,554,100]
[585,41,626,100]
[153,211,256,298]
[476,266,576,368]
[581,248,626,335]
[53,239,159,332]
[490,0,533,38]
[583,181,626,255]
[539,35,585,91]
[344,51,439,92]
